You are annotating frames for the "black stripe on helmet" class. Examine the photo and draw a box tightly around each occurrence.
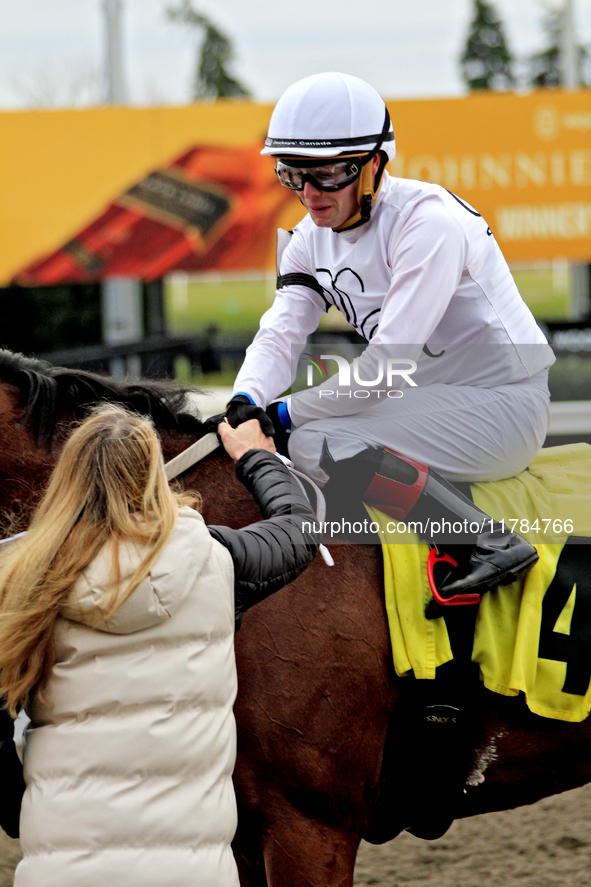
[265,130,394,150]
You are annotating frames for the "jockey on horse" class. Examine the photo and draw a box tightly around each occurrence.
[226,71,555,605]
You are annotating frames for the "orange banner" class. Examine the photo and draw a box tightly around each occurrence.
[1,89,589,285]
[387,90,591,263]
[15,144,294,284]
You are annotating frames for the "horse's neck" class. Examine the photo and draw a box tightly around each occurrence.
[163,442,263,529]
[0,385,55,534]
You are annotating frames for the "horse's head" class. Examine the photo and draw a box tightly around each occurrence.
[0,378,56,534]
[0,349,214,536]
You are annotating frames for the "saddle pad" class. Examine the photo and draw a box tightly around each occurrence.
[365,443,591,722]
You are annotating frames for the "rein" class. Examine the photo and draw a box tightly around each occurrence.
[164,432,221,481]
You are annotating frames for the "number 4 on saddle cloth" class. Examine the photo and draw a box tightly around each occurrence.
[364,442,591,723]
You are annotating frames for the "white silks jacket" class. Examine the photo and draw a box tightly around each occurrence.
[233,172,555,421]
[15,507,239,887]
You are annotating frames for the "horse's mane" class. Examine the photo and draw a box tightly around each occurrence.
[0,349,211,444]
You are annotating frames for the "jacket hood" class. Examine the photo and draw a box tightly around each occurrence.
[62,508,213,635]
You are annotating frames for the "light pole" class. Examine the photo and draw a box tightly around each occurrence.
[560,0,578,89]
[559,1,591,319]
[102,0,144,376]
[103,0,128,103]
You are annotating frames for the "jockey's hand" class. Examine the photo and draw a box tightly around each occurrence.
[265,400,291,457]
[218,418,276,461]
[225,395,275,437]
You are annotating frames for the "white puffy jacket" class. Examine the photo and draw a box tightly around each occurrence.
[16,507,239,887]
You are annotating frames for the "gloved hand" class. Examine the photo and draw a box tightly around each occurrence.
[265,400,291,457]
[225,395,275,437]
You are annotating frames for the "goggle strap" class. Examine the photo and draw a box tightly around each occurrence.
[358,106,392,168]
[265,128,394,152]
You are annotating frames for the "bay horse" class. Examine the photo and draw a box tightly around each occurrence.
[1,348,591,887]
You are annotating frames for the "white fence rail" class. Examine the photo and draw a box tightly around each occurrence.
[547,401,591,436]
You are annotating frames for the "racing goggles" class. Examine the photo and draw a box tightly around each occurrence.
[275,157,365,192]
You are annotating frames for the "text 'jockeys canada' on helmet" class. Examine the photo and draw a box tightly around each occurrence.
[261,72,395,231]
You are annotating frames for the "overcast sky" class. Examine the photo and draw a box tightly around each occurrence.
[0,0,589,109]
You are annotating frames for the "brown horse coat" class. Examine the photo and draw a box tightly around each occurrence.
[1,350,591,887]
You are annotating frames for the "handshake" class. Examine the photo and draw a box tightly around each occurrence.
[225,394,291,454]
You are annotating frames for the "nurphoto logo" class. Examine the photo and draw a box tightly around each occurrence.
[304,354,418,388]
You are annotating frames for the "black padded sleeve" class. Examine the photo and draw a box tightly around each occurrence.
[208,450,321,631]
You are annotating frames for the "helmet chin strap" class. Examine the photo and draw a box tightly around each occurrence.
[333,152,388,233]
[333,106,392,232]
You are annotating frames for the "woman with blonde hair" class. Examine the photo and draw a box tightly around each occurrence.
[0,404,319,887]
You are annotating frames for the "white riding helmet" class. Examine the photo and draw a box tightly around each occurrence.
[262,72,395,160]
[262,72,395,229]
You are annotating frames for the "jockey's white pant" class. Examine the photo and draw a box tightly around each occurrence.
[288,370,551,486]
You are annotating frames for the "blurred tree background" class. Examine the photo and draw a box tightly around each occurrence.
[527,4,590,88]
[167,0,250,99]
[461,0,591,90]
[460,0,515,90]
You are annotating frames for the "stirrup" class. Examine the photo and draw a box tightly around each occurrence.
[426,547,481,608]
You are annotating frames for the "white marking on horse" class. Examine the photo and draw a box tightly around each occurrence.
[466,730,506,787]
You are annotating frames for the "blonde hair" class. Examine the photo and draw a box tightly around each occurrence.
[0,404,201,716]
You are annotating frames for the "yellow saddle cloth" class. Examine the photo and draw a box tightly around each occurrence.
[365,443,591,722]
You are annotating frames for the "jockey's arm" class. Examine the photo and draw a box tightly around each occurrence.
[232,228,326,409]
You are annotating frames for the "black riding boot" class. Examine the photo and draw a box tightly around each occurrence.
[321,443,538,600]
[320,443,382,544]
